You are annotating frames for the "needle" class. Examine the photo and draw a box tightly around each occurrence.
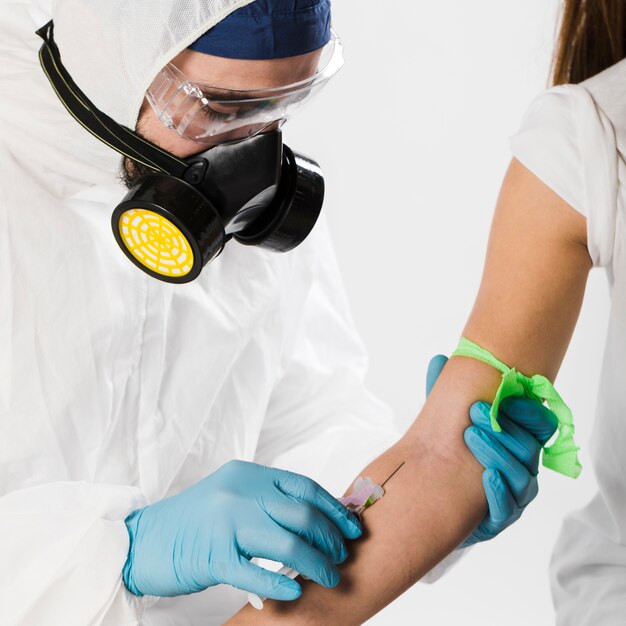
[380,460,406,488]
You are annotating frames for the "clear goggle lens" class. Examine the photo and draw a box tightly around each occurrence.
[146,31,344,145]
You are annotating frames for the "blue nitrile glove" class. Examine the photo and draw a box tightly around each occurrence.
[122,460,362,600]
[426,355,558,547]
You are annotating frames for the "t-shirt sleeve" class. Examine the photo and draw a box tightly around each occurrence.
[508,83,619,269]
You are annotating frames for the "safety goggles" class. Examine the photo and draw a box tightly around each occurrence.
[146,30,344,145]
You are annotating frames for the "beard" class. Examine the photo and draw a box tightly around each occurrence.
[119,155,153,190]
[117,102,211,189]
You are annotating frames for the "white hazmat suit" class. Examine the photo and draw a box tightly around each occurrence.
[1,2,401,623]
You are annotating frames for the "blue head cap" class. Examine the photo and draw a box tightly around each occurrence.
[188,0,332,60]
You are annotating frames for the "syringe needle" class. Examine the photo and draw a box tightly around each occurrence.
[380,460,406,488]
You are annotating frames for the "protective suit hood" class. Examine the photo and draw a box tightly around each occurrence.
[53,0,256,130]
[17,0,256,184]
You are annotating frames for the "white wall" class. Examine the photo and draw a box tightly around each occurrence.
[288,1,609,624]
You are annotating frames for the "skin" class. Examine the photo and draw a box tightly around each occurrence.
[223,157,592,625]
[123,49,321,186]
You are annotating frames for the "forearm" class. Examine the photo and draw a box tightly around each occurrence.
[227,358,503,626]
[227,159,592,625]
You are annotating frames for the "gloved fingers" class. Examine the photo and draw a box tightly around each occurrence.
[515,472,538,508]
[229,558,302,602]
[265,496,348,564]
[272,469,362,540]
[426,354,449,397]
[246,526,340,589]
[499,396,559,445]
[464,523,494,546]
[457,531,473,548]
[481,468,520,531]
[464,425,535,508]
[470,402,542,474]
[465,469,523,546]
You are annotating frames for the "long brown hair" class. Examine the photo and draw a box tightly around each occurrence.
[550,0,626,86]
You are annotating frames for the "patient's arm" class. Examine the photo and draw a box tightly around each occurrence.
[226,158,593,626]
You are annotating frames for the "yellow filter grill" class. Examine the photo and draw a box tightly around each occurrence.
[119,208,195,278]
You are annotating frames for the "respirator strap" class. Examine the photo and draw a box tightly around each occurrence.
[35,20,187,178]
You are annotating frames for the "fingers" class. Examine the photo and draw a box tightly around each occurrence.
[481,468,520,531]
[228,558,302,602]
[426,354,449,397]
[272,469,362,540]
[499,396,559,445]
[246,526,340,589]
[466,470,522,545]
[266,494,348,564]
[464,425,538,508]
[470,401,542,474]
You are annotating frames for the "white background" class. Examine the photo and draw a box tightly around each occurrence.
[289,1,609,624]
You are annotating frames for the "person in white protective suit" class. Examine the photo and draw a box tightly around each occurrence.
[1,1,561,625]
[1,2,396,623]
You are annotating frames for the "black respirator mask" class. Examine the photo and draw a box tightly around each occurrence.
[36,21,325,284]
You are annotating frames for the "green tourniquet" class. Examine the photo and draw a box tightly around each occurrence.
[451,337,582,479]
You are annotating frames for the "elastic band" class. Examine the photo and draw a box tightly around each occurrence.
[35,20,188,177]
[452,337,582,479]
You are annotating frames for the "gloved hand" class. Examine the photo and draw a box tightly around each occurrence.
[426,354,558,547]
[123,460,362,600]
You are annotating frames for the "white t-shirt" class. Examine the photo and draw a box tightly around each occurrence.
[509,61,626,625]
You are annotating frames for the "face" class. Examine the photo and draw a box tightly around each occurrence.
[121,48,322,188]
[137,48,323,159]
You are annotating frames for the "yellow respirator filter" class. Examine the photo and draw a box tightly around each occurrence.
[111,174,226,285]
[118,209,195,278]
